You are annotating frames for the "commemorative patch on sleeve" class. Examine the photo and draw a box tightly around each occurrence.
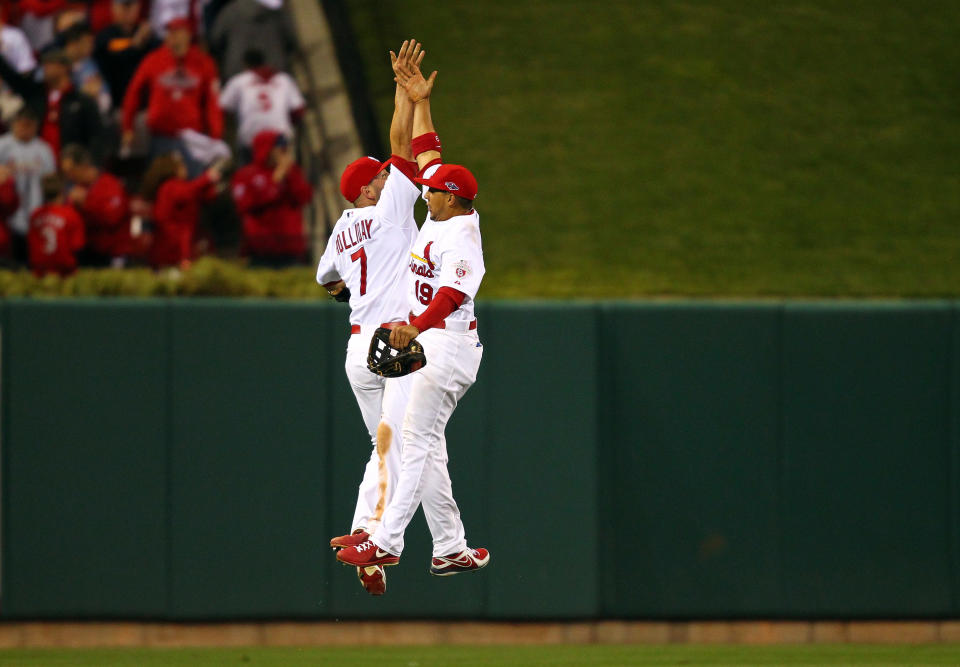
[454,260,471,279]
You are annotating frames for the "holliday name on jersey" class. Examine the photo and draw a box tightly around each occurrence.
[334,218,374,254]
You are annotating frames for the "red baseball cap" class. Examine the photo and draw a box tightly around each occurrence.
[340,156,386,202]
[415,164,478,200]
[165,16,192,32]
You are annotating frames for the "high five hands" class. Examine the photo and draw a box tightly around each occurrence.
[390,39,437,102]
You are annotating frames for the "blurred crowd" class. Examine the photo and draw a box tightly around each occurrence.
[0,0,313,276]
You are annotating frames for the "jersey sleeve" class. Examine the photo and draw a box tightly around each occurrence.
[374,160,419,231]
[315,227,341,287]
[437,221,485,300]
[219,75,240,111]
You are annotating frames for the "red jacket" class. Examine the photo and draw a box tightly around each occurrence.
[231,130,312,258]
[0,178,19,255]
[87,0,114,32]
[122,45,222,138]
[79,172,130,257]
[28,203,85,276]
[150,172,217,268]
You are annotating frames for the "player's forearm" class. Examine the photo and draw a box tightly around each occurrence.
[389,84,414,160]
[412,99,440,170]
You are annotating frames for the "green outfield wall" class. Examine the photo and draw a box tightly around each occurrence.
[1,300,958,620]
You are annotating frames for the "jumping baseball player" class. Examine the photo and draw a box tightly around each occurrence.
[316,74,423,595]
[337,40,490,577]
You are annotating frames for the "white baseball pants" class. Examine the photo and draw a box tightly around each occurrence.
[344,327,411,534]
[371,327,483,558]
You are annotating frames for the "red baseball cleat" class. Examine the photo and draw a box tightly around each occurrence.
[337,540,400,567]
[357,565,386,596]
[330,529,369,551]
[429,547,490,576]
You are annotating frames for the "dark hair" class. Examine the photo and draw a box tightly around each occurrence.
[41,173,64,203]
[140,153,181,199]
[40,49,71,67]
[61,22,92,45]
[243,48,266,68]
[13,106,40,123]
[427,188,473,211]
[60,144,94,167]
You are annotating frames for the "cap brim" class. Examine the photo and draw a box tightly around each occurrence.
[413,174,448,192]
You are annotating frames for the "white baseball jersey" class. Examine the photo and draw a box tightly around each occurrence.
[406,209,485,324]
[220,70,305,148]
[316,165,419,326]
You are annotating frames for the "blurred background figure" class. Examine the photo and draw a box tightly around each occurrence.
[60,143,130,266]
[148,0,208,39]
[141,151,223,270]
[209,0,295,81]
[0,17,37,74]
[16,0,68,53]
[27,172,85,276]
[231,130,310,267]
[0,164,20,262]
[121,16,222,176]
[0,19,36,135]
[86,0,117,33]
[94,0,158,113]
[62,21,112,115]
[219,48,304,164]
[0,49,103,162]
[0,107,57,264]
[51,4,89,45]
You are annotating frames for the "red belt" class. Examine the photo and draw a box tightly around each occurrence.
[351,321,405,334]
[409,311,477,331]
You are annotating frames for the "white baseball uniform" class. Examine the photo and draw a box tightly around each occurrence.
[220,70,305,148]
[316,164,419,534]
[372,166,486,558]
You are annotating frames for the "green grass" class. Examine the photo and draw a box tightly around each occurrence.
[2,644,960,666]
[347,0,960,298]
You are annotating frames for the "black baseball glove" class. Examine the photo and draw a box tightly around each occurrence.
[367,327,427,378]
[332,286,351,303]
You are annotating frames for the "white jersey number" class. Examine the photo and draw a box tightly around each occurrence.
[42,227,58,254]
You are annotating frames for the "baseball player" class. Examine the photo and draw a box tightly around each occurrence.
[316,75,423,595]
[337,40,490,577]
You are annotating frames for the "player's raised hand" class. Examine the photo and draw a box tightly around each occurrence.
[390,39,426,76]
[391,39,436,102]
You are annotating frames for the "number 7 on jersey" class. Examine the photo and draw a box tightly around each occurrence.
[350,247,367,295]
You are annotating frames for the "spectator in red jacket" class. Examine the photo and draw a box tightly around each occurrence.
[60,143,130,266]
[120,16,222,176]
[141,151,223,269]
[231,130,312,267]
[0,164,20,259]
[27,172,85,276]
